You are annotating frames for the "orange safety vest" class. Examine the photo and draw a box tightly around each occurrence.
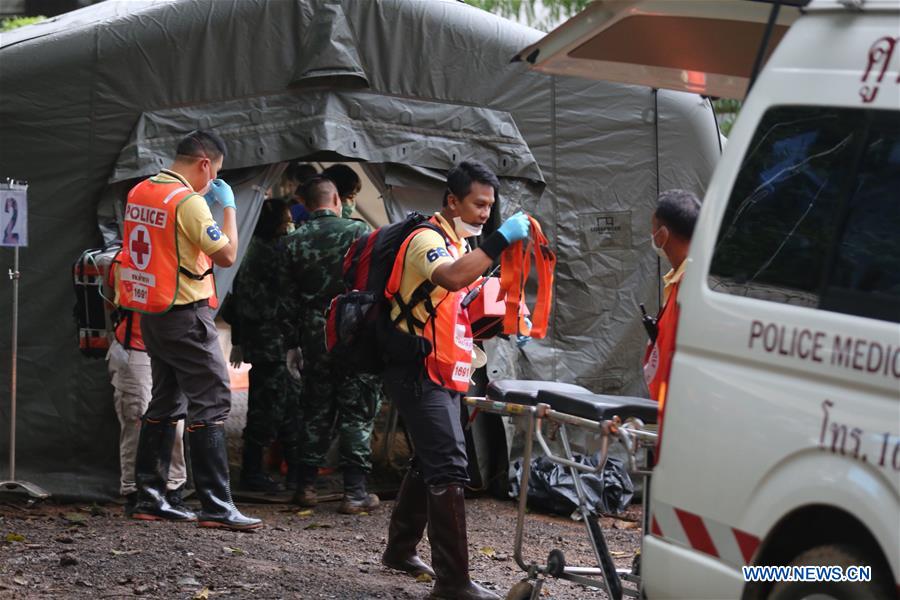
[499,215,555,339]
[643,279,681,402]
[117,176,216,314]
[106,252,145,351]
[386,216,474,393]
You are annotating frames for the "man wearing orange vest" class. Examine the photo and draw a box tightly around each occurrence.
[643,189,701,402]
[380,161,529,600]
[117,130,261,530]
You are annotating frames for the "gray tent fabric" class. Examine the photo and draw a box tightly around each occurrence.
[111,90,541,184]
[208,164,284,307]
[0,0,719,499]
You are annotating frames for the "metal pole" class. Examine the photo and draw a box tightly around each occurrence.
[746,0,782,96]
[9,246,18,481]
[1,181,48,499]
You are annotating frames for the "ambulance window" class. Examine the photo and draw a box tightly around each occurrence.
[708,106,866,307]
[821,113,900,323]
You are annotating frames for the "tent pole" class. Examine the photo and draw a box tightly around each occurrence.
[10,245,17,481]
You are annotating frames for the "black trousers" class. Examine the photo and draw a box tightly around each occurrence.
[383,365,468,486]
[141,304,231,426]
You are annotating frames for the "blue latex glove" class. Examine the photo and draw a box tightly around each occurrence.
[497,211,530,244]
[516,316,533,348]
[204,179,236,210]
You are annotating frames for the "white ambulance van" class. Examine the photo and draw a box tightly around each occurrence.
[515,1,900,598]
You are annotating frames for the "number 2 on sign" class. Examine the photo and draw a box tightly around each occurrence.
[3,197,19,245]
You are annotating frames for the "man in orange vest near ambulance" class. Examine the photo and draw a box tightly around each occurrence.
[379,161,530,600]
[643,189,701,402]
[117,130,261,531]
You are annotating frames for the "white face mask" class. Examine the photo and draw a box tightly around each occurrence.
[453,216,483,238]
[284,223,296,235]
[650,227,668,259]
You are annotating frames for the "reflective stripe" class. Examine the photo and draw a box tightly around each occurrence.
[651,501,761,569]
[162,186,190,205]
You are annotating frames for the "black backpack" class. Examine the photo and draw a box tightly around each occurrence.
[325,212,442,373]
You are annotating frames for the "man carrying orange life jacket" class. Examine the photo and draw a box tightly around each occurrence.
[380,161,530,600]
[643,189,701,402]
[117,130,260,530]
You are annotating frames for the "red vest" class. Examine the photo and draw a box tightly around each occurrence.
[117,176,215,313]
[387,217,474,393]
[643,279,681,402]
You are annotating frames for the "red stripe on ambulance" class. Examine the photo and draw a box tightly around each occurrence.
[651,502,761,568]
[674,508,719,558]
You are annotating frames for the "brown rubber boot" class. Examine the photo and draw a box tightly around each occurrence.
[426,484,499,599]
[382,468,435,578]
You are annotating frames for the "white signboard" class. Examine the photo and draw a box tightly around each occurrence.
[1,188,27,247]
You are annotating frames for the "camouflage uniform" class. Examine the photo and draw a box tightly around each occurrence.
[279,209,382,474]
[231,235,301,451]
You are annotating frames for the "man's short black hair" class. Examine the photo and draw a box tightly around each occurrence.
[655,189,701,239]
[443,160,500,206]
[176,129,227,160]
[322,164,361,200]
[300,176,337,209]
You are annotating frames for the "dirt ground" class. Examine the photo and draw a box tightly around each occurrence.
[0,495,642,599]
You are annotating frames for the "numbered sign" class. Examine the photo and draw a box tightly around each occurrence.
[1,188,27,247]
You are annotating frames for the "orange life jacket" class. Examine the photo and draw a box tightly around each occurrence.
[386,216,474,393]
[499,215,555,338]
[643,279,681,402]
[117,177,216,314]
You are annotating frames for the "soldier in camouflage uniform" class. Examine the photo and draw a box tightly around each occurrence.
[229,197,302,493]
[279,176,382,515]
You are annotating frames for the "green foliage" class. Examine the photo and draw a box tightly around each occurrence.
[1,16,46,32]
[465,0,591,31]
[713,99,743,137]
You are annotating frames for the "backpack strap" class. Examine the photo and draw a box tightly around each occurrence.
[179,266,214,280]
[499,215,556,339]
[385,221,447,333]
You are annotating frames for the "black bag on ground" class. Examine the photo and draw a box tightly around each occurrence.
[509,453,634,516]
[325,212,441,373]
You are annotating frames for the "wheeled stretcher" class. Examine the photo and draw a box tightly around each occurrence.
[464,380,659,599]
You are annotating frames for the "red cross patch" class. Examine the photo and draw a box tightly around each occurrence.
[129,225,152,270]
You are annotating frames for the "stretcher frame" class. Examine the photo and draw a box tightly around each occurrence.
[464,394,658,600]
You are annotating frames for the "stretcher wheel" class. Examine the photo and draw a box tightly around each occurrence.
[504,579,535,600]
[546,548,566,577]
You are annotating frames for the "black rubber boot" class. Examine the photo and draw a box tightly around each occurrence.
[189,423,262,531]
[239,441,284,493]
[291,464,319,507]
[131,419,196,522]
[427,484,499,600]
[382,468,434,578]
[339,467,380,515]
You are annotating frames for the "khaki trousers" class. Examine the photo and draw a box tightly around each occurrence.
[108,339,187,495]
